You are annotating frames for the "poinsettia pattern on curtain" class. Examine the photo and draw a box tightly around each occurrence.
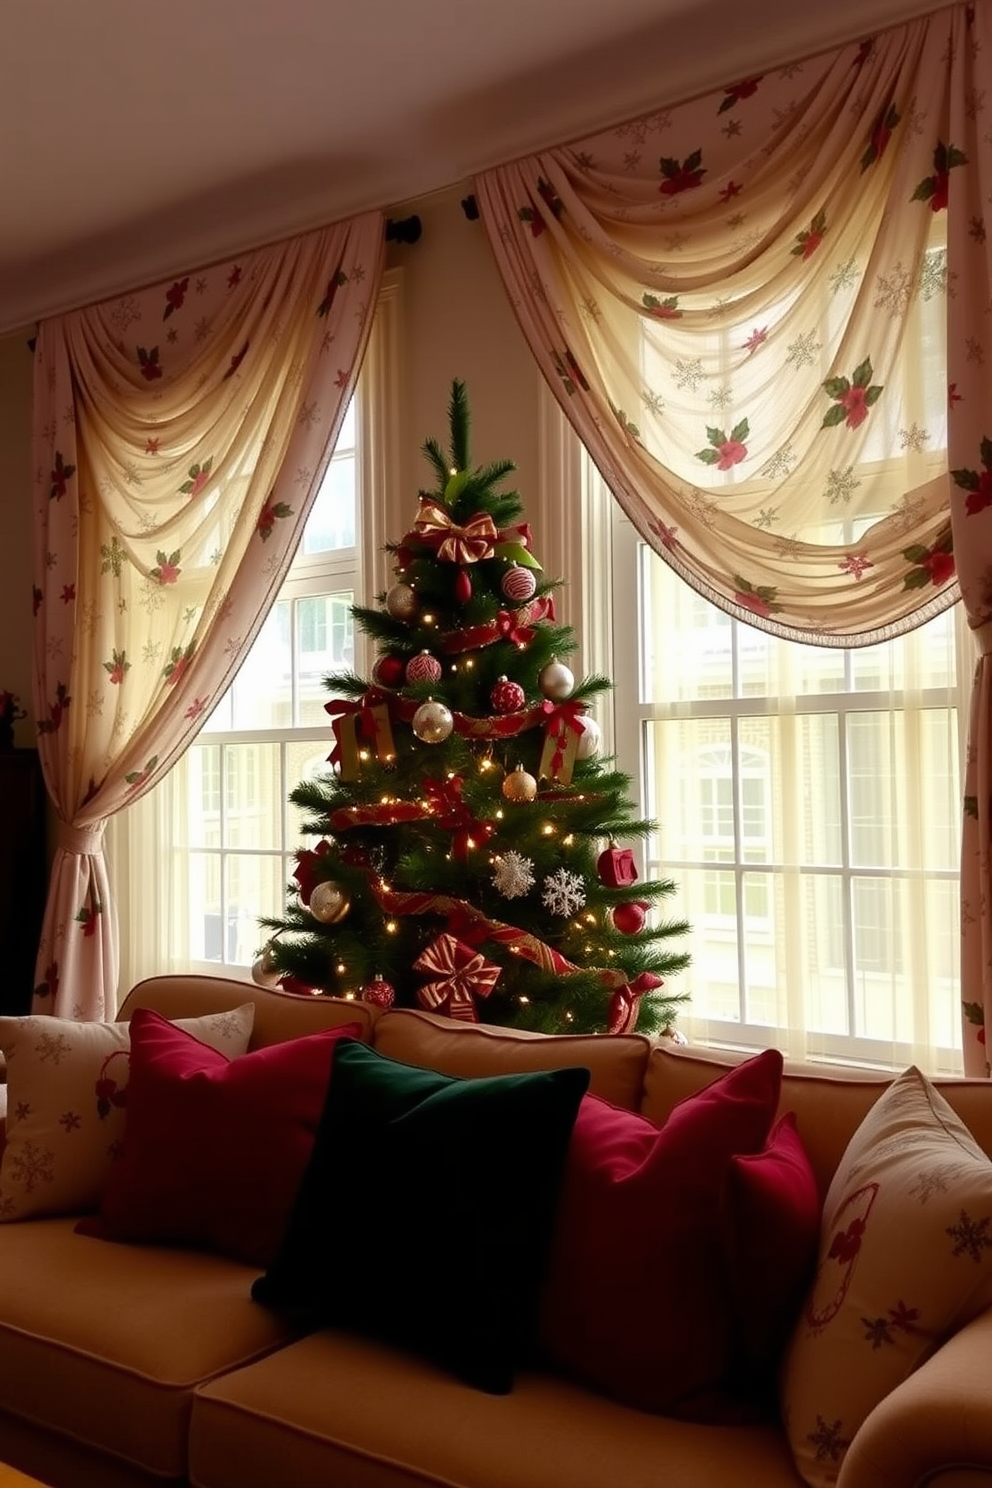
[32,214,385,1020]
[475,2,992,1070]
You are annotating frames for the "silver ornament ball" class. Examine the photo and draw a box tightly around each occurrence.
[539,659,575,701]
[575,714,602,760]
[412,698,454,744]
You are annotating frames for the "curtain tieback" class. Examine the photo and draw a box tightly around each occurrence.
[976,620,992,658]
[57,822,106,856]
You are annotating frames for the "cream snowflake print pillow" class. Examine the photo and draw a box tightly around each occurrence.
[780,1065,992,1487]
[0,1005,254,1221]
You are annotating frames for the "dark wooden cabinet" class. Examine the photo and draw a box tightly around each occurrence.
[0,750,47,1015]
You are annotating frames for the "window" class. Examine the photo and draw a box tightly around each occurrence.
[111,278,400,991]
[609,501,967,1073]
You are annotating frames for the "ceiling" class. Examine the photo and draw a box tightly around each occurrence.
[0,0,940,335]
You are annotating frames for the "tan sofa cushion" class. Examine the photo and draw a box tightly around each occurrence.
[190,1329,804,1488]
[0,1218,299,1479]
[118,973,378,1049]
[372,1006,649,1108]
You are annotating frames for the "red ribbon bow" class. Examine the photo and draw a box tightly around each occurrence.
[293,838,333,905]
[413,501,498,564]
[423,775,495,861]
[414,932,502,1021]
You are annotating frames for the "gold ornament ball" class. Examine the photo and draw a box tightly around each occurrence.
[309,880,351,924]
[385,582,418,621]
[539,659,575,701]
[575,715,602,760]
[502,765,538,803]
[412,698,454,743]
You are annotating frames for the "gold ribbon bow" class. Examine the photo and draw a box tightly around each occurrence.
[413,500,498,564]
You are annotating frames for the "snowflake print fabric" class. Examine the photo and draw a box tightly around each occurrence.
[780,1066,992,1487]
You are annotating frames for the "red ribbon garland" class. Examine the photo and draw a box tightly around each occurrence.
[441,595,556,655]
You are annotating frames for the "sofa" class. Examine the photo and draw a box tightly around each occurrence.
[1,972,992,1488]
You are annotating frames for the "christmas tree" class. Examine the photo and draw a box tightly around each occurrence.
[256,381,690,1035]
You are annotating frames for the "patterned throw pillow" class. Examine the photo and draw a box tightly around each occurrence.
[0,1006,255,1221]
[780,1065,992,1487]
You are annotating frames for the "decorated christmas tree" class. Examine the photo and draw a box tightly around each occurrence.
[256,381,689,1035]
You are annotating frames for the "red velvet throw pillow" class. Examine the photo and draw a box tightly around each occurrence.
[539,1048,783,1419]
[722,1111,821,1399]
[83,1008,362,1267]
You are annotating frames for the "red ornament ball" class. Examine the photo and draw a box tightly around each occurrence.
[612,900,649,935]
[361,977,395,1009]
[405,650,442,686]
[455,568,473,604]
[373,654,405,688]
[501,564,537,603]
[491,676,525,715]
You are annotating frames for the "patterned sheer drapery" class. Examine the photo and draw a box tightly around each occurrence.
[31,213,385,1019]
[476,3,992,1070]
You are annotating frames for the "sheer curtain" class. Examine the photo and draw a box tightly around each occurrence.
[31,214,385,1018]
[475,2,992,1068]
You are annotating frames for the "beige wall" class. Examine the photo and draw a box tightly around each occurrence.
[0,184,550,747]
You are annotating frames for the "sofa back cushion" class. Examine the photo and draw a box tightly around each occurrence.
[118,974,378,1049]
[372,1007,650,1109]
[642,1042,992,1196]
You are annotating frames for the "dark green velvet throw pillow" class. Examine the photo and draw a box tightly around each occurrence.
[251,1040,590,1394]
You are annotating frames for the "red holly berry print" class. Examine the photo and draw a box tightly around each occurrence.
[901,523,954,590]
[733,574,780,617]
[860,99,900,172]
[718,77,762,113]
[163,277,189,320]
[163,644,195,686]
[792,208,828,260]
[552,346,589,396]
[822,358,883,430]
[103,648,130,685]
[49,450,76,501]
[659,149,706,195]
[33,960,59,1003]
[952,436,992,515]
[257,497,293,542]
[697,418,749,470]
[125,755,159,793]
[137,346,163,381]
[179,457,213,499]
[742,326,768,355]
[964,1000,986,1045]
[151,549,181,585]
[75,900,102,938]
[223,341,249,379]
[912,142,968,213]
[37,680,70,735]
[317,269,348,317]
[642,292,683,319]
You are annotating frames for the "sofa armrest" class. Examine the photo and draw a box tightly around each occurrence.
[839,1307,992,1486]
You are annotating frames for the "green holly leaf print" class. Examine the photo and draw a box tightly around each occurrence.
[824,376,851,399]
[851,357,873,388]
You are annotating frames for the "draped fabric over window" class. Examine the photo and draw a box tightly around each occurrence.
[31,214,385,1020]
[475,2,992,1071]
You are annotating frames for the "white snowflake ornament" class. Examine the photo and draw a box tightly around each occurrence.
[492,851,536,899]
[542,867,586,917]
